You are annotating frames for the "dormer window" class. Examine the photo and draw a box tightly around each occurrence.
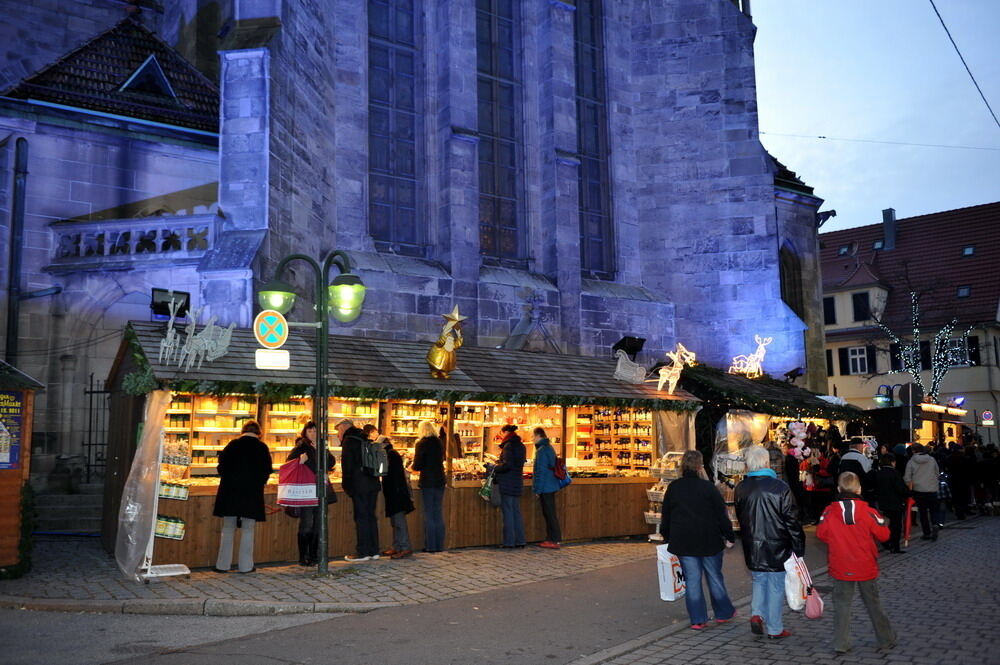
[872,239,884,250]
[838,244,851,256]
[963,246,975,256]
[119,55,176,100]
[957,285,971,298]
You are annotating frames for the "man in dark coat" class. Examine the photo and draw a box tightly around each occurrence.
[735,445,805,640]
[339,419,382,561]
[874,454,909,553]
[213,420,273,573]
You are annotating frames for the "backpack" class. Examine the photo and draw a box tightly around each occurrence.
[553,456,572,489]
[362,440,388,478]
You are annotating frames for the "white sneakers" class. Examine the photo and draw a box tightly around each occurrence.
[344,554,380,562]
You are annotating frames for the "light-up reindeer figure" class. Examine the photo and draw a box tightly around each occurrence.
[655,343,697,394]
[728,335,773,379]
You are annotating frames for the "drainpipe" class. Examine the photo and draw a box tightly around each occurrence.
[5,137,27,366]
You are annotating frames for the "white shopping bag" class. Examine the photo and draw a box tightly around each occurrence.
[656,544,686,601]
[783,553,809,611]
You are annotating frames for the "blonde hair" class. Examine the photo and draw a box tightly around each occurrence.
[744,445,770,472]
[417,420,438,439]
[838,471,861,494]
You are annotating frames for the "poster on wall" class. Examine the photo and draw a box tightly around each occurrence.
[0,391,24,470]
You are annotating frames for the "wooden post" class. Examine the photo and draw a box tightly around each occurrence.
[560,407,568,458]
[445,401,455,485]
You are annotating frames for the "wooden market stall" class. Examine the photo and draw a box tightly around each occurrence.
[103,321,700,568]
[0,360,42,575]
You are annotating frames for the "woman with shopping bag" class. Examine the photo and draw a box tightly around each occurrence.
[284,422,335,566]
[659,450,737,630]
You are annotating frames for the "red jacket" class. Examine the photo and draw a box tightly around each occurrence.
[816,496,890,581]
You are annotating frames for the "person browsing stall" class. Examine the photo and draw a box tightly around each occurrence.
[367,424,415,559]
[213,420,273,573]
[531,427,562,549]
[494,424,527,548]
[286,421,335,566]
[338,418,382,561]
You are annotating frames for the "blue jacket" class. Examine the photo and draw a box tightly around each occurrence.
[532,439,560,494]
[494,434,526,496]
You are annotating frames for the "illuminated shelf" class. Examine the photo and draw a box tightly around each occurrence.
[194,427,242,433]
[164,427,190,433]
[166,409,192,414]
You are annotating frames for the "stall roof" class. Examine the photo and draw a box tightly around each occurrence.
[118,322,700,409]
[0,360,44,391]
[679,364,863,420]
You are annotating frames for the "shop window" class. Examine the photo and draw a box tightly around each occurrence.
[477,0,523,264]
[779,245,805,318]
[852,291,870,322]
[957,285,971,298]
[823,296,837,325]
[848,346,869,375]
[575,0,614,278]
[368,0,423,256]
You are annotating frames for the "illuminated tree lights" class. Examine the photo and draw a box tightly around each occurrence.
[874,291,972,403]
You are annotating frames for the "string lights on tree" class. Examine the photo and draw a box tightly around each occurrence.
[873,291,972,404]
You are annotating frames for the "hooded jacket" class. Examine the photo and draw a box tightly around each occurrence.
[735,470,806,572]
[532,438,561,494]
[903,453,940,493]
[817,494,890,581]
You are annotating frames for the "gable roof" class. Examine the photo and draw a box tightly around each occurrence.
[117,322,700,410]
[1,17,218,133]
[820,202,1000,329]
[0,360,44,390]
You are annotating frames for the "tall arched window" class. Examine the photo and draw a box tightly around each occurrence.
[779,244,805,318]
[368,0,422,255]
[575,0,614,278]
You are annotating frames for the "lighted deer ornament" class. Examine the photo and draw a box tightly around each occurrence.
[728,335,772,379]
[654,343,697,394]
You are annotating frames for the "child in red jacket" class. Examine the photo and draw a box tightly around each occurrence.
[816,471,897,654]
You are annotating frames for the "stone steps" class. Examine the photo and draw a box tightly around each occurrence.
[34,485,104,534]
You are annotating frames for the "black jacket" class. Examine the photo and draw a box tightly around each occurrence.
[213,434,273,521]
[659,474,735,556]
[839,452,876,502]
[340,427,382,497]
[382,444,415,517]
[735,473,805,572]
[874,466,909,512]
[286,438,336,475]
[411,435,446,489]
[784,453,803,491]
[494,434,526,496]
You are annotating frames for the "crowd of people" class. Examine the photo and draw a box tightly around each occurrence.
[209,419,567,570]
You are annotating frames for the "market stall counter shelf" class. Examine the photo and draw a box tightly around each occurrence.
[644,452,683,542]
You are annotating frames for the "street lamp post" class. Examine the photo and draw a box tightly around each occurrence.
[257,250,366,574]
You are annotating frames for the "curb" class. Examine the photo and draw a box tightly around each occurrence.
[0,595,403,616]
[568,517,979,665]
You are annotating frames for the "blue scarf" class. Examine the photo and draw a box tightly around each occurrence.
[747,468,777,479]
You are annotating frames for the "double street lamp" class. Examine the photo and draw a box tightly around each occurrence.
[257,250,366,573]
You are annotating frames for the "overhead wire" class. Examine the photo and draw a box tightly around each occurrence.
[15,329,123,357]
[759,131,1000,152]
[928,0,1000,130]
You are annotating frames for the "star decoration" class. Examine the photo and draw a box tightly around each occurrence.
[441,305,468,332]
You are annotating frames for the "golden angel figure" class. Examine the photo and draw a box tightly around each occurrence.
[427,305,468,379]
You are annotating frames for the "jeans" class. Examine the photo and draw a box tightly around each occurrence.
[914,491,939,537]
[678,552,735,625]
[351,489,380,557]
[832,579,896,651]
[501,493,525,546]
[750,570,786,636]
[421,486,446,551]
[216,516,255,572]
[389,511,412,552]
[538,492,561,543]
[883,509,902,551]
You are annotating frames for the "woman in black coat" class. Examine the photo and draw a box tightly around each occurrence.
[411,421,446,553]
[286,421,336,566]
[213,421,273,573]
[373,424,415,559]
[493,424,527,548]
[660,450,736,629]
[874,453,909,553]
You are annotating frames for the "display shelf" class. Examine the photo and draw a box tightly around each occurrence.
[194,427,242,433]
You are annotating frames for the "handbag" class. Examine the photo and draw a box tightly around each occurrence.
[478,470,496,503]
[798,554,824,619]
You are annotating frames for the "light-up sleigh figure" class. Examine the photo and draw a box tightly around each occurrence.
[728,335,772,379]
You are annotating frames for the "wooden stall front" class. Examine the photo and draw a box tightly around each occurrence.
[0,361,42,572]
[105,322,699,568]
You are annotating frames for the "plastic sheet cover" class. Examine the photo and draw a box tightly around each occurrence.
[711,410,771,481]
[115,390,169,582]
[655,410,697,456]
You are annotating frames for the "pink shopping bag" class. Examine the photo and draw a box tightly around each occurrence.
[277,459,318,507]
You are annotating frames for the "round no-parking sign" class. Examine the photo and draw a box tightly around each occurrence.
[254,310,288,349]
[983,410,995,426]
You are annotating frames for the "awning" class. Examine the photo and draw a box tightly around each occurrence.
[679,363,863,421]
[116,321,700,410]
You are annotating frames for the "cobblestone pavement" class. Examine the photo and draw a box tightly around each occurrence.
[0,536,652,607]
[582,518,1000,665]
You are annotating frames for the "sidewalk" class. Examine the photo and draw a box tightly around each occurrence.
[0,537,652,616]
[572,517,1000,665]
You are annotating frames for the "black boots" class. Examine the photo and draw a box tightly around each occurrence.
[308,535,319,565]
[298,534,311,566]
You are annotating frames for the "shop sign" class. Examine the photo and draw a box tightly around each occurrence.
[254,310,289,349]
[255,348,290,370]
[983,410,995,427]
[0,391,24,470]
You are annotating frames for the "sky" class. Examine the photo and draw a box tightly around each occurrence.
[752,0,1000,232]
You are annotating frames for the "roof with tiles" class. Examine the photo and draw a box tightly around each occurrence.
[1,17,218,133]
[119,322,701,408]
[820,202,1000,329]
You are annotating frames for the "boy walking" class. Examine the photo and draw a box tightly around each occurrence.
[816,471,896,654]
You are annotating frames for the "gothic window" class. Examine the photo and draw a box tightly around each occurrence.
[476,0,522,263]
[779,245,805,318]
[368,0,422,256]
[575,0,613,278]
